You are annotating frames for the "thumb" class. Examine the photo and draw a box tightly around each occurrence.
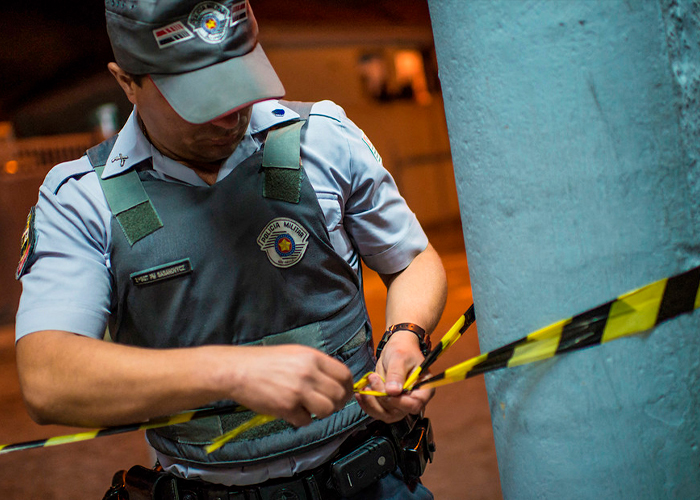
[383,358,408,396]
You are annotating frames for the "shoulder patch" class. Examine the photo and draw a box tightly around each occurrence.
[16,206,37,280]
[43,157,94,195]
[308,100,345,122]
[361,131,383,165]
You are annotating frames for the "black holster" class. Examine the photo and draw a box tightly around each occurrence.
[103,466,181,500]
[387,414,436,487]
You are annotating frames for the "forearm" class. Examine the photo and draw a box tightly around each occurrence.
[16,330,230,427]
[356,243,446,422]
[16,329,354,429]
[381,243,447,335]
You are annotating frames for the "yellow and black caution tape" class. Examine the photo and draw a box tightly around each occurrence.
[0,404,245,455]
[412,264,700,391]
[354,304,476,395]
[3,265,700,455]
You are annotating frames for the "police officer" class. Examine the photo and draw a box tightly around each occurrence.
[15,1,447,498]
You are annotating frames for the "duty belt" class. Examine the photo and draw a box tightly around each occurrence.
[114,462,338,500]
[103,416,434,500]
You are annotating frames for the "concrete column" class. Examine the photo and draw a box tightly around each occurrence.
[427,0,700,497]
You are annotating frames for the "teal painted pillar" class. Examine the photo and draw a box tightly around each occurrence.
[427,0,700,497]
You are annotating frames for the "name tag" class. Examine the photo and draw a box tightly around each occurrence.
[130,258,193,286]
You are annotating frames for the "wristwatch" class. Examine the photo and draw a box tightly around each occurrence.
[375,323,431,359]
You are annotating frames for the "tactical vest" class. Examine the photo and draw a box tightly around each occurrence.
[87,108,374,466]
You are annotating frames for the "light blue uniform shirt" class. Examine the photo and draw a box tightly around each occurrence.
[16,99,428,341]
[14,99,428,484]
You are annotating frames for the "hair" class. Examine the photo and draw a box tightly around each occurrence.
[126,72,146,87]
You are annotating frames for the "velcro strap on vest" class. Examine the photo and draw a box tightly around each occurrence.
[262,120,305,204]
[93,166,163,245]
[87,137,163,246]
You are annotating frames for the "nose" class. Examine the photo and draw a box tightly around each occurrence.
[209,110,242,129]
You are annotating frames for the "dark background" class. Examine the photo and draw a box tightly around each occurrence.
[0,0,432,134]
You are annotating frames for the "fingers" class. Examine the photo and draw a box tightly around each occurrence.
[383,362,412,396]
[281,408,314,428]
[356,330,434,423]
[233,345,354,427]
[376,330,423,391]
[355,372,434,423]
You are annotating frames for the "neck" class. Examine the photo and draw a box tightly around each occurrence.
[137,115,222,185]
[193,169,219,185]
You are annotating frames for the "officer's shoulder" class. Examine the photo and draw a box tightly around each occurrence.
[309,100,348,123]
[43,156,95,195]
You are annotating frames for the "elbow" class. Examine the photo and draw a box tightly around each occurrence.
[16,331,77,426]
[24,405,53,426]
[19,377,61,426]
[16,361,63,425]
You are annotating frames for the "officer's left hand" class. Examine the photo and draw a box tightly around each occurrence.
[355,330,435,423]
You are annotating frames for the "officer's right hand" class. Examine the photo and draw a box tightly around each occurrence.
[222,344,354,427]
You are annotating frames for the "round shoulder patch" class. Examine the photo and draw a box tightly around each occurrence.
[257,217,309,268]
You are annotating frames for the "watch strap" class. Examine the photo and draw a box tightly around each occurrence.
[376,323,431,359]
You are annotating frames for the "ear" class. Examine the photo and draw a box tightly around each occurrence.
[108,62,138,105]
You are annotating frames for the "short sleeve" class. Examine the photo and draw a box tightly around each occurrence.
[15,159,114,341]
[301,101,428,275]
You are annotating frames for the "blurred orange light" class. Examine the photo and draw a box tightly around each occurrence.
[4,160,18,174]
[394,50,432,106]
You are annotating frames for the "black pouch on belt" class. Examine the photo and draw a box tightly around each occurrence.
[122,465,180,500]
[329,435,397,497]
[386,414,436,486]
[397,416,435,482]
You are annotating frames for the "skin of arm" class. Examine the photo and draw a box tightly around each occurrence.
[355,243,448,423]
[15,331,353,429]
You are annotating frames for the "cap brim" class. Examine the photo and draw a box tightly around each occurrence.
[151,44,285,124]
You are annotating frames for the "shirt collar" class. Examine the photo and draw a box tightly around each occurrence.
[100,101,301,183]
[101,109,151,179]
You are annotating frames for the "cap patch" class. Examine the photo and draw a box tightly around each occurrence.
[188,1,235,44]
[230,1,248,27]
[257,217,309,269]
[16,206,37,280]
[153,21,195,49]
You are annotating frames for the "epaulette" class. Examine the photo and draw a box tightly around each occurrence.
[308,100,344,122]
[43,157,95,195]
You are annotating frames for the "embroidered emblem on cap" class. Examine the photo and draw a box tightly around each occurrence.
[257,217,309,268]
[188,1,233,44]
[153,21,195,49]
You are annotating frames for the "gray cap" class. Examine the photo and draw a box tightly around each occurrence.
[106,0,285,124]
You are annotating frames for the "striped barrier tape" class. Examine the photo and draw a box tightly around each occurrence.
[221,261,700,446]
[2,265,699,454]
[0,404,245,455]
[413,264,700,390]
